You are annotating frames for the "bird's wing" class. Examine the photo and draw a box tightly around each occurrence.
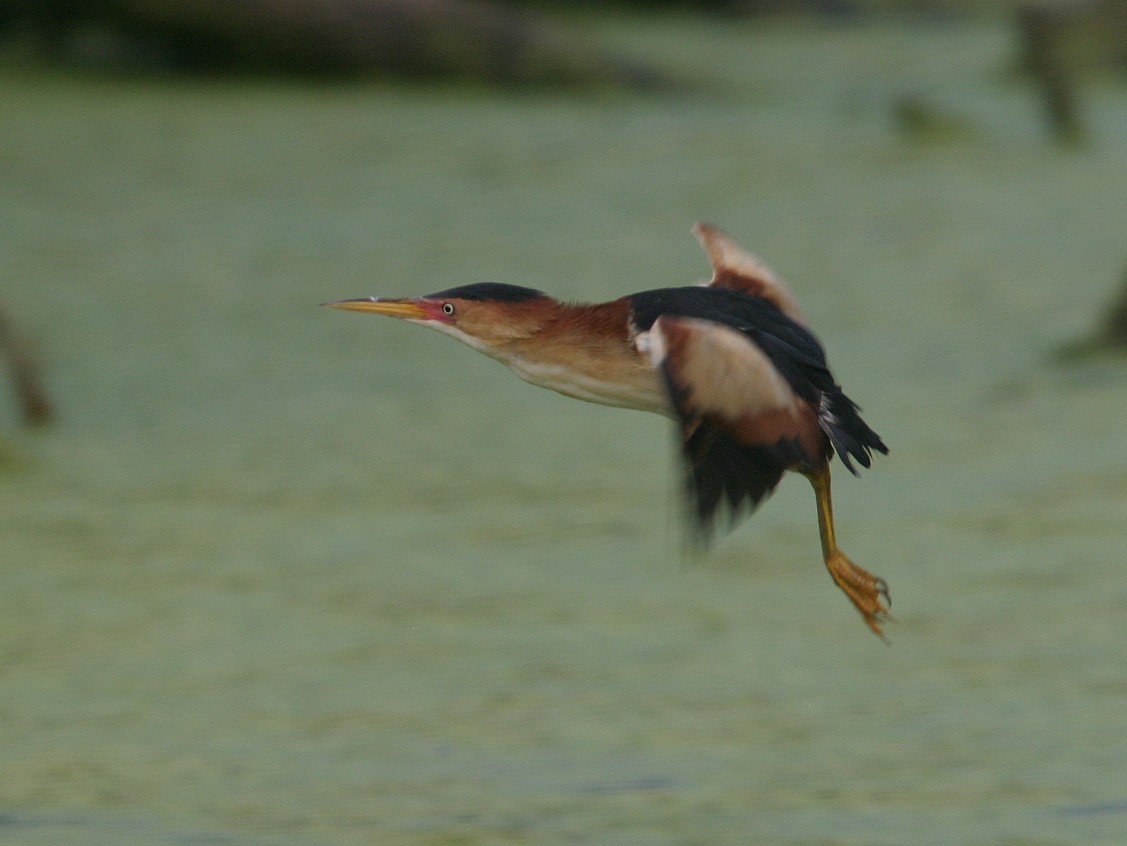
[639,314,825,544]
[692,222,806,325]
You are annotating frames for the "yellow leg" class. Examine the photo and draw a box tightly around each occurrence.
[807,464,890,638]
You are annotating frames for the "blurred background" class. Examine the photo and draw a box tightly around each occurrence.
[2,1,1127,844]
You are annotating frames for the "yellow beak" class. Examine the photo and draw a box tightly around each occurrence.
[322,298,430,320]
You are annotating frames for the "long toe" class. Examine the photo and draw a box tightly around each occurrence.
[825,551,891,637]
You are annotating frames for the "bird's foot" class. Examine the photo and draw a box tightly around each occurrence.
[824,549,891,639]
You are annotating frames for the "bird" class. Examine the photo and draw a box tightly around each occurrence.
[325,223,890,636]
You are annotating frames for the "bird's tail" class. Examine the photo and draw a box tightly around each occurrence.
[818,389,888,475]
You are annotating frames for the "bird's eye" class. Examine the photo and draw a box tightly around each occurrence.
[442,303,456,316]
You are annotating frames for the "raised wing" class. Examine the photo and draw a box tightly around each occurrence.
[641,314,828,544]
[692,222,806,325]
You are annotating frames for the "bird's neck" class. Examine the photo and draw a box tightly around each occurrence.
[499,298,667,414]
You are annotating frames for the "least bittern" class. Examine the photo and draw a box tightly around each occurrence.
[326,224,889,636]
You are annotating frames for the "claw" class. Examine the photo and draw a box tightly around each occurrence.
[875,577,891,608]
[824,549,892,639]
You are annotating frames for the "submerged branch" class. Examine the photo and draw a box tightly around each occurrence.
[0,304,53,427]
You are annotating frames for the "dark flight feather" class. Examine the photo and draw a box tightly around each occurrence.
[634,286,887,540]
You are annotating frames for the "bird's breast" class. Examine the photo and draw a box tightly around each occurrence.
[507,352,667,415]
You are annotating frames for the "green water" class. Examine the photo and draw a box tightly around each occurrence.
[3,16,1127,846]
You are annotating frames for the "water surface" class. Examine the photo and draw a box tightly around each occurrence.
[2,16,1127,846]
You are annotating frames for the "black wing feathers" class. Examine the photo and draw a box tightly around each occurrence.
[636,286,887,542]
[681,422,789,546]
[658,352,806,544]
[747,320,887,475]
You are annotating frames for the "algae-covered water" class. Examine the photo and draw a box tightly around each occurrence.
[3,16,1127,846]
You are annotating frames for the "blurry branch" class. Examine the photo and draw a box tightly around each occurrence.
[1015,0,1127,145]
[0,304,53,428]
[1097,267,1127,348]
[1054,262,1127,360]
[1016,1,1087,145]
[0,0,678,90]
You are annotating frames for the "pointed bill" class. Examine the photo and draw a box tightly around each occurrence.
[322,298,430,319]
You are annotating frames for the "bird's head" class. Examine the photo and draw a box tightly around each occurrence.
[324,282,553,357]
